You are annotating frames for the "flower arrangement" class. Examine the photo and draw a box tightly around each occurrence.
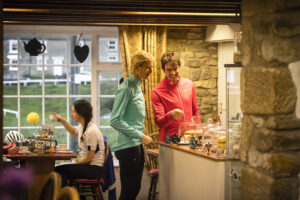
[27,112,40,134]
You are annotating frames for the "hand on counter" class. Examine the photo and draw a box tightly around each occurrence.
[142,135,154,145]
[171,108,183,120]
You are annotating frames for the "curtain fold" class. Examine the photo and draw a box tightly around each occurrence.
[118,25,166,140]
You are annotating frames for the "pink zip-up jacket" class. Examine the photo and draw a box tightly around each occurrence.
[151,77,201,142]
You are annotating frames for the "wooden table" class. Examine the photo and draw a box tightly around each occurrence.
[5,152,77,200]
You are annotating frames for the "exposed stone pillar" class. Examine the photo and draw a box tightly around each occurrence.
[240,0,300,199]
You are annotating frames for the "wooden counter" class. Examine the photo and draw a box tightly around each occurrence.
[158,142,226,200]
[158,142,227,161]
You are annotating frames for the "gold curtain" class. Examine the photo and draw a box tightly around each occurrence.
[119,26,166,169]
[119,25,166,137]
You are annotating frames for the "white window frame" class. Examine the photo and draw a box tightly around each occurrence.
[3,25,121,146]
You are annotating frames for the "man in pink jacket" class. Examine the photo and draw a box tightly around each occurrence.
[151,52,201,142]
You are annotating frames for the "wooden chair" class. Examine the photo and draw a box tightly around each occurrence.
[57,186,80,200]
[70,141,110,200]
[144,132,159,170]
[39,171,62,200]
[144,132,159,200]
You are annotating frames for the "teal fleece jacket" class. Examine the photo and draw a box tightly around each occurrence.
[110,74,145,152]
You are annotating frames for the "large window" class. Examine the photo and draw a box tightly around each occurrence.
[3,34,92,147]
[98,71,122,143]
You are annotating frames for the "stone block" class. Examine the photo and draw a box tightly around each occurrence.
[211,96,218,104]
[194,79,217,89]
[212,105,217,112]
[240,115,253,162]
[241,67,297,114]
[179,66,190,79]
[199,106,212,114]
[182,51,194,58]
[241,165,274,200]
[210,67,218,78]
[255,127,300,152]
[242,0,300,16]
[195,52,210,58]
[265,113,300,129]
[208,88,217,96]
[273,130,300,151]
[178,39,187,51]
[200,58,217,66]
[189,68,200,81]
[195,88,209,97]
[186,40,205,51]
[208,46,217,53]
[241,165,298,200]
[261,36,300,63]
[248,150,300,176]
[200,67,211,80]
[186,59,201,68]
[201,97,212,105]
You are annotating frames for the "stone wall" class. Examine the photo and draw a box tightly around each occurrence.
[167,28,218,122]
[241,0,300,199]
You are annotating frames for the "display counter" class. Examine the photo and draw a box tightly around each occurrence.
[158,142,226,200]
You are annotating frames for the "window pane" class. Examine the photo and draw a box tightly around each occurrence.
[45,66,67,95]
[70,35,91,64]
[45,35,68,64]
[20,129,36,139]
[98,37,120,63]
[54,128,68,145]
[20,98,42,127]
[100,97,114,126]
[69,66,91,95]
[99,72,120,95]
[100,127,118,144]
[3,69,18,95]
[3,98,18,127]
[3,35,18,65]
[45,98,67,124]
[20,35,43,64]
[20,65,42,95]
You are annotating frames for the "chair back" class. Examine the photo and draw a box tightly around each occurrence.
[104,140,110,163]
[57,186,79,200]
[39,172,62,200]
[144,132,159,170]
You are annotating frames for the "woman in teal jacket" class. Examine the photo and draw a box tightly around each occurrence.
[110,50,154,200]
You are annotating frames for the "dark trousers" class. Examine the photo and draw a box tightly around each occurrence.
[115,144,145,200]
[55,164,103,187]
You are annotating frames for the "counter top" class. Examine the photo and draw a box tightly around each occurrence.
[158,141,228,161]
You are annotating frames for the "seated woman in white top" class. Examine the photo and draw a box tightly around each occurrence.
[53,99,105,186]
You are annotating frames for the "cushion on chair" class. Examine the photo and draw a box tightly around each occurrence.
[149,169,159,175]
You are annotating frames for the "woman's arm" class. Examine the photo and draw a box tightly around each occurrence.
[110,88,144,139]
[51,112,78,136]
[151,90,174,128]
[78,150,95,164]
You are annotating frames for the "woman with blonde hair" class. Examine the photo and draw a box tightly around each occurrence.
[110,50,154,199]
